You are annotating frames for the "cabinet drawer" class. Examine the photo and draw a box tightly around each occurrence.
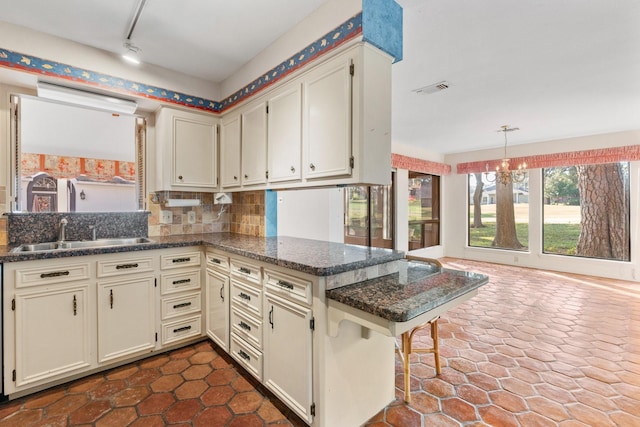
[160,251,201,270]
[206,250,229,272]
[230,306,263,350]
[264,269,313,306]
[230,258,261,286]
[230,280,262,318]
[161,292,202,320]
[161,316,202,345]
[14,263,90,288]
[160,269,201,295]
[231,333,263,381]
[97,257,154,278]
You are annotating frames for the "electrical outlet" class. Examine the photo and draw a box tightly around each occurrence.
[187,211,196,224]
[160,210,173,224]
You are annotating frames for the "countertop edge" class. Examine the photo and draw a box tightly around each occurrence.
[0,234,405,277]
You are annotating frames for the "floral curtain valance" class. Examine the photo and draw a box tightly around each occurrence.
[456,145,640,174]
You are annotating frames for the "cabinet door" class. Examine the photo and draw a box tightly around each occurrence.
[267,85,302,183]
[220,114,242,188]
[173,114,217,188]
[303,56,353,179]
[241,101,268,186]
[206,268,229,352]
[98,277,155,364]
[15,285,91,388]
[264,294,314,424]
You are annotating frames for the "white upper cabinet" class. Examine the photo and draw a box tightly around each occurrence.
[241,101,268,186]
[215,41,392,192]
[302,55,353,180]
[220,114,242,189]
[156,107,218,191]
[267,84,302,183]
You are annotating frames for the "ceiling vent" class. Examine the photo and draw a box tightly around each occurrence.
[413,81,450,95]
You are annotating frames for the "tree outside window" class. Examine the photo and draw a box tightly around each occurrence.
[543,163,630,261]
[468,173,529,250]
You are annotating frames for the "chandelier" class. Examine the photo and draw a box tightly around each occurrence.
[484,125,526,185]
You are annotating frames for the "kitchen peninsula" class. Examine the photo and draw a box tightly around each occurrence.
[1,233,487,426]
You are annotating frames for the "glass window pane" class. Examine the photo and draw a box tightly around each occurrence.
[543,163,630,261]
[468,172,529,251]
[409,172,440,249]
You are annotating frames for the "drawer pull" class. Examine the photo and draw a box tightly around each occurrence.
[116,263,139,270]
[238,267,251,274]
[238,321,251,331]
[173,302,192,309]
[210,258,221,264]
[172,278,191,285]
[73,295,77,316]
[238,350,251,361]
[110,289,114,309]
[238,292,251,301]
[172,257,191,263]
[40,270,70,278]
[276,280,295,290]
[173,325,192,333]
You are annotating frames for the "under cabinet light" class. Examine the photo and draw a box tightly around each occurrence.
[37,81,138,114]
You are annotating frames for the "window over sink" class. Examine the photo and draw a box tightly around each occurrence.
[10,94,146,213]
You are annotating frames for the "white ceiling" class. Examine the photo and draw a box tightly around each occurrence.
[1,0,639,154]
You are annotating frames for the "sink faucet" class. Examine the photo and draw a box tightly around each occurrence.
[89,225,97,241]
[58,218,68,243]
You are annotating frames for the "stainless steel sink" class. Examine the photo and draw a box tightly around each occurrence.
[10,237,155,253]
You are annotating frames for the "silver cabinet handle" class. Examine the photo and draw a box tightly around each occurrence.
[291,166,296,173]
[173,302,192,309]
[41,270,70,278]
[309,163,316,171]
[277,280,294,290]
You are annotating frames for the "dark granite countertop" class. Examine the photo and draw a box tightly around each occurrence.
[326,259,489,322]
[0,233,404,277]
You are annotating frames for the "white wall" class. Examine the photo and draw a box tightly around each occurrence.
[443,130,640,281]
[0,22,219,101]
[276,188,344,242]
[221,0,362,98]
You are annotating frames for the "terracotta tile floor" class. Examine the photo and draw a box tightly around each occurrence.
[0,258,638,426]
[0,341,299,427]
[365,258,640,427]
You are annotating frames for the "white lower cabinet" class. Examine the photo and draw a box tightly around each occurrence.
[229,257,264,381]
[3,247,204,397]
[264,293,314,424]
[205,250,230,351]
[98,276,155,363]
[159,250,204,346]
[206,268,230,351]
[14,285,92,388]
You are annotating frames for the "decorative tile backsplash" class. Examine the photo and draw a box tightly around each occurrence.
[229,191,266,237]
[2,189,269,245]
[147,192,229,237]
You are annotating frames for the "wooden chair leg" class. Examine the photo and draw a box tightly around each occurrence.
[431,319,441,374]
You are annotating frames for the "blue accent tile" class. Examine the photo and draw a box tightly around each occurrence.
[363,0,403,62]
[265,190,278,237]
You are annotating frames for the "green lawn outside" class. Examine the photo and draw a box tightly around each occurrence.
[469,203,582,254]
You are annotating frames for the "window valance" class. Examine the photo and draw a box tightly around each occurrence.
[456,145,640,174]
